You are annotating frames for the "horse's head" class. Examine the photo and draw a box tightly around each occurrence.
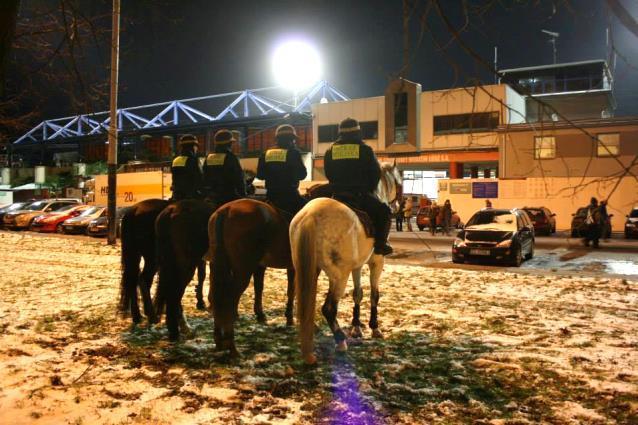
[378,159,403,210]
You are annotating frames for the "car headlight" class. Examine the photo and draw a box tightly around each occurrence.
[626,223,636,228]
[496,239,512,248]
[453,238,466,248]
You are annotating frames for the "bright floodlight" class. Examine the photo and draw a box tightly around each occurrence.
[272,40,322,91]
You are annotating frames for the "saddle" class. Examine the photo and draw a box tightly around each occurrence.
[308,184,375,238]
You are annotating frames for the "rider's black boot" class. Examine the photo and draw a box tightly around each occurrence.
[373,216,393,256]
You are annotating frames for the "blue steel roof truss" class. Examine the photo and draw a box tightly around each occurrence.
[14,81,348,145]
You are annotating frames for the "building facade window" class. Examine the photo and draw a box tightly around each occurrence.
[596,133,619,157]
[318,124,338,143]
[433,112,499,135]
[534,136,556,159]
[360,121,378,139]
[393,92,408,144]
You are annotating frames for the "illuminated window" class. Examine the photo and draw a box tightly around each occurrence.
[596,133,619,157]
[534,136,555,159]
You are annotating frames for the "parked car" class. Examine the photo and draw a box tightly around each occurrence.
[3,199,81,230]
[0,202,30,227]
[522,207,556,236]
[86,207,128,237]
[625,207,638,239]
[416,206,462,231]
[570,207,613,239]
[30,204,91,233]
[61,206,106,234]
[452,208,535,267]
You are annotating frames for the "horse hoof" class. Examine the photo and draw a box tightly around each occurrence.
[303,354,317,365]
[350,326,363,338]
[372,329,384,339]
[196,300,206,311]
[335,340,348,352]
[229,348,240,359]
[256,314,268,324]
[168,333,180,342]
[286,318,294,327]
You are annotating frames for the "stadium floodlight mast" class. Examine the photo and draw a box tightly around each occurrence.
[271,40,323,107]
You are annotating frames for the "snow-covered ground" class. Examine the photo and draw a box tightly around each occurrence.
[0,231,637,424]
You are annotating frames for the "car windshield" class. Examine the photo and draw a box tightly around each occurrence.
[466,211,517,231]
[55,204,77,213]
[25,201,48,211]
[524,209,543,218]
[4,203,26,211]
[630,209,638,218]
[79,206,103,217]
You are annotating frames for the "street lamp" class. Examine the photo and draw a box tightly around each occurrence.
[271,40,322,108]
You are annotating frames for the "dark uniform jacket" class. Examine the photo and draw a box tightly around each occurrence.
[324,139,381,194]
[171,152,203,200]
[257,146,307,193]
[202,147,246,202]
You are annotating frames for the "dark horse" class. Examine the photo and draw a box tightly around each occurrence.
[118,199,207,325]
[154,199,217,340]
[210,199,295,356]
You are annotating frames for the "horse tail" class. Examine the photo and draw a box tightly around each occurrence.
[153,207,172,318]
[118,208,138,316]
[293,219,318,362]
[211,210,232,311]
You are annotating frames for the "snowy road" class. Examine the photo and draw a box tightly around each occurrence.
[0,231,637,423]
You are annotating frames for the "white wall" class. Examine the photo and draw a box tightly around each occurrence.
[438,176,638,232]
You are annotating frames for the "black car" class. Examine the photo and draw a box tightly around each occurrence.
[570,207,612,239]
[625,207,638,239]
[452,208,535,267]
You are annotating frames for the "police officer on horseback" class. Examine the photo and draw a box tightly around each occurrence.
[324,118,393,256]
[202,129,246,204]
[170,134,203,201]
[257,124,308,215]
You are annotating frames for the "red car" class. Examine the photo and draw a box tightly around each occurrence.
[30,204,90,233]
[522,207,556,236]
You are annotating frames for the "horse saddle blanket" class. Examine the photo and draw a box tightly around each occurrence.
[333,194,375,239]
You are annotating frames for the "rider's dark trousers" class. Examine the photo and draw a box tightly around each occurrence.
[335,192,392,247]
[267,189,307,216]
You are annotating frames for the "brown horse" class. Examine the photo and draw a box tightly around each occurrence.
[118,199,207,325]
[209,199,295,356]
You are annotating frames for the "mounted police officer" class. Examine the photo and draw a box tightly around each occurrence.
[257,124,308,215]
[202,129,246,204]
[324,117,393,256]
[170,134,203,201]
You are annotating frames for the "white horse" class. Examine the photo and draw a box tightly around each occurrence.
[289,162,402,364]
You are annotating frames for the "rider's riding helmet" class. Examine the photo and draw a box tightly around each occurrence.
[337,117,362,142]
[275,124,297,148]
[179,134,199,147]
[214,129,236,145]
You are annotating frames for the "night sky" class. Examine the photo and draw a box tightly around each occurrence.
[13,0,638,126]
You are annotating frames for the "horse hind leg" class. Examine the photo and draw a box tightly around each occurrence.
[195,260,206,310]
[368,258,385,339]
[285,267,295,326]
[350,267,364,338]
[253,266,267,324]
[321,275,349,352]
[139,255,158,324]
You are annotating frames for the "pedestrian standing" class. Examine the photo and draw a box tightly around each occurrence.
[429,201,439,235]
[395,198,405,231]
[599,200,609,240]
[583,197,601,248]
[485,199,493,208]
[442,199,452,235]
[404,196,414,232]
